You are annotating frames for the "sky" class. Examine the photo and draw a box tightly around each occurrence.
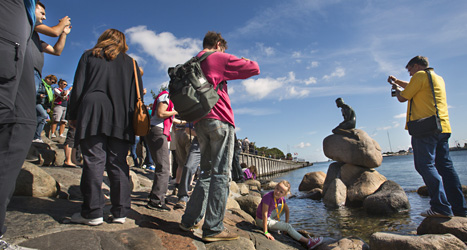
[40,0,467,162]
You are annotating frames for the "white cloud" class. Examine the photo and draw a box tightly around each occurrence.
[294,142,311,148]
[292,51,301,58]
[306,61,319,69]
[256,43,275,56]
[235,127,241,133]
[394,113,406,119]
[125,26,201,70]
[305,77,318,85]
[242,77,284,99]
[235,107,278,116]
[323,67,346,80]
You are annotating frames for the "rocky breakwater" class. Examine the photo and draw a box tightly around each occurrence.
[295,128,467,249]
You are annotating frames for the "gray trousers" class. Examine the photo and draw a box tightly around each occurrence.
[79,135,131,219]
[0,0,35,236]
[146,126,170,204]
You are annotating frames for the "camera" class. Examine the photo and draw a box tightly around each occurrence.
[391,88,396,97]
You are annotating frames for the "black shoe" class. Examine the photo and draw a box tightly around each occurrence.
[147,200,171,212]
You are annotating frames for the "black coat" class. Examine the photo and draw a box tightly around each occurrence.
[68,50,143,145]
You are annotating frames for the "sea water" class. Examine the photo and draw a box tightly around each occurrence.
[269,150,467,242]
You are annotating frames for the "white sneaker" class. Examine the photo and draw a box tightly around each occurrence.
[51,134,56,138]
[59,134,66,138]
[70,213,103,226]
[0,239,37,250]
[110,217,126,224]
[32,139,43,143]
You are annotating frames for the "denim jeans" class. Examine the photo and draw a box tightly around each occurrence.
[178,137,200,199]
[412,133,467,216]
[181,119,235,237]
[34,104,48,140]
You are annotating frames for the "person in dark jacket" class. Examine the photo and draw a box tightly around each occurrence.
[67,28,143,226]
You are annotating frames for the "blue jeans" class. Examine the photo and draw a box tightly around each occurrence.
[181,119,235,237]
[34,104,48,140]
[412,133,467,216]
[178,137,201,200]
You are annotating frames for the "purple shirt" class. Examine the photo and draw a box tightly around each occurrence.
[256,191,286,219]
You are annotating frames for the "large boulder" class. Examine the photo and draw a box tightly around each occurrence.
[14,162,58,197]
[230,181,240,194]
[369,232,466,250]
[323,178,347,208]
[262,181,277,190]
[235,195,262,218]
[363,180,410,215]
[244,179,261,191]
[236,183,250,196]
[323,129,383,168]
[417,216,467,242]
[417,185,467,198]
[325,236,369,250]
[323,162,344,195]
[298,171,326,191]
[226,197,241,210]
[347,170,386,204]
[340,164,368,187]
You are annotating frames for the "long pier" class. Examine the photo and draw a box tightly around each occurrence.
[239,153,310,178]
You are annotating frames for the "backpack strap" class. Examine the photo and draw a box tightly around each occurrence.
[197,51,226,91]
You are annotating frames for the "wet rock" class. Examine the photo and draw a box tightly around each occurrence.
[347,170,386,203]
[417,185,467,198]
[323,162,343,196]
[14,162,58,197]
[323,129,383,168]
[363,180,410,215]
[298,171,326,191]
[369,232,466,250]
[325,236,369,250]
[417,216,467,242]
[323,178,346,208]
[235,195,262,218]
[297,188,322,200]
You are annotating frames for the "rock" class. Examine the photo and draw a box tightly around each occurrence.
[248,190,262,197]
[237,183,250,195]
[326,236,369,250]
[347,170,386,204]
[417,216,467,242]
[235,195,262,218]
[227,196,241,210]
[363,180,410,215]
[129,170,140,192]
[323,178,347,208]
[14,162,58,197]
[340,164,368,187]
[230,181,240,194]
[298,171,326,191]
[297,188,322,200]
[30,142,56,166]
[262,181,277,190]
[323,162,344,196]
[205,237,256,250]
[229,208,255,224]
[323,129,383,168]
[244,179,261,191]
[418,185,467,198]
[369,232,466,250]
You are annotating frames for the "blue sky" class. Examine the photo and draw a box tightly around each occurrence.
[41,0,467,162]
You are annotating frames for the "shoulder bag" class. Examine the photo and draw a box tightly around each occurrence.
[132,59,150,136]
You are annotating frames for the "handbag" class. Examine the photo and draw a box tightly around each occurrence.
[132,59,150,136]
[406,69,442,137]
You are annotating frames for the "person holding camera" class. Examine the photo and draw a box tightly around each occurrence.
[388,55,466,218]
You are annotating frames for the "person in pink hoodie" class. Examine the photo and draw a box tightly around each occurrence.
[180,31,260,242]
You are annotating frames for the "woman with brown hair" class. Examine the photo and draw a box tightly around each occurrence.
[68,29,143,225]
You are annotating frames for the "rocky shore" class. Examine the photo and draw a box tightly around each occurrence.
[3,133,467,249]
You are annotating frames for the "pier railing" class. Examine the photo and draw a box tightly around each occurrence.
[239,153,309,178]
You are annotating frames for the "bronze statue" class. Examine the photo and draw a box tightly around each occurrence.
[332,97,356,134]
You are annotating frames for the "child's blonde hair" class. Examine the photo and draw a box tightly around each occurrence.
[277,180,291,194]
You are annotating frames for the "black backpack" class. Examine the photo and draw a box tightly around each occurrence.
[168,51,224,122]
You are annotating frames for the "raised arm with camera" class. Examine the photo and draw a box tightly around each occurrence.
[387,75,408,102]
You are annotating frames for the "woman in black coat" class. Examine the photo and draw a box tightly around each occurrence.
[68,29,143,225]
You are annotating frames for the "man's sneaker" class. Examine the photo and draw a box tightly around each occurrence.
[420,208,452,218]
[70,213,104,226]
[174,200,186,210]
[307,236,324,250]
[147,200,171,212]
[32,139,43,143]
[179,222,200,232]
[202,229,239,242]
[148,165,155,171]
[109,216,126,224]
[0,239,38,250]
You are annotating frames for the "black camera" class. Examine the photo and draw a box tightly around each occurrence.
[391,88,396,97]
